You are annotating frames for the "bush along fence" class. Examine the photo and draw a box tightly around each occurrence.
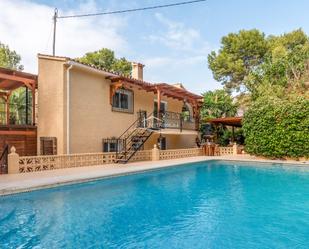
[243,96,309,159]
[7,144,241,174]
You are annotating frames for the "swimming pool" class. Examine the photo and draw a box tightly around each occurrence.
[1,160,309,248]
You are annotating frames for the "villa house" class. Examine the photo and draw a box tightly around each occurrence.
[37,54,203,161]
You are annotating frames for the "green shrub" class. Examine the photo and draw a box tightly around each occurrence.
[217,127,244,146]
[218,128,232,146]
[243,96,309,159]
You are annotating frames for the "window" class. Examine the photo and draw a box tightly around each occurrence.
[103,142,117,152]
[153,100,167,114]
[102,138,123,152]
[112,89,133,113]
[40,137,57,155]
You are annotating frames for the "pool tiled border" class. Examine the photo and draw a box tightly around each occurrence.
[0,155,308,196]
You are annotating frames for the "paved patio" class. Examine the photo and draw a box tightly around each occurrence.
[0,155,308,196]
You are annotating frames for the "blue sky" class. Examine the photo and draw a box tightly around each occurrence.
[1,0,309,94]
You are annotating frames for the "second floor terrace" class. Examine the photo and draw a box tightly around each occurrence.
[0,67,37,128]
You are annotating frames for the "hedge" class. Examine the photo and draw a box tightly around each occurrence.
[243,96,309,159]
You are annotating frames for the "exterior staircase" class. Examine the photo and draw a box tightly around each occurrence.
[115,112,159,164]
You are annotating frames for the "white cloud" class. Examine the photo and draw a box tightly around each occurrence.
[142,54,220,93]
[144,55,206,68]
[147,13,203,51]
[0,0,127,73]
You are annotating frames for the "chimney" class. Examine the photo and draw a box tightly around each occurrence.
[131,62,144,81]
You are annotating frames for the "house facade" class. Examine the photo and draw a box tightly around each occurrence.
[37,54,203,157]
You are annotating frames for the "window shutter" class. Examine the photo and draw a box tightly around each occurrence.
[40,137,57,155]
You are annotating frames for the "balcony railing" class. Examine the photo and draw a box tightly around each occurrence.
[154,111,196,131]
[0,103,33,125]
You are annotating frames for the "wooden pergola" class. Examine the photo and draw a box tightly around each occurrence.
[208,117,242,127]
[108,75,203,129]
[207,117,243,142]
[0,67,37,126]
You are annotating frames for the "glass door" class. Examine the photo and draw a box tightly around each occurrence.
[154,101,166,128]
[137,110,147,128]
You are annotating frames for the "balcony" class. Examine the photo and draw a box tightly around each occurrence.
[0,103,34,126]
[153,111,197,131]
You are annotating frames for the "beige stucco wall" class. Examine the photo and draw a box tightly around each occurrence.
[144,133,197,150]
[69,66,196,153]
[37,56,67,154]
[38,56,198,154]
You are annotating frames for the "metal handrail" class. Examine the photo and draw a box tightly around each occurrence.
[0,144,9,174]
[116,112,154,159]
[115,110,198,163]
[117,111,154,140]
[156,111,196,130]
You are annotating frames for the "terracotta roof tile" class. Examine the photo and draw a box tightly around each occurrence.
[38,54,203,101]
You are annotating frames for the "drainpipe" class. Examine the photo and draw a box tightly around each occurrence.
[66,64,73,154]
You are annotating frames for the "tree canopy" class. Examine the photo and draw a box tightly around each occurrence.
[201,89,237,120]
[77,48,132,76]
[239,30,309,159]
[208,29,309,95]
[205,29,309,158]
[208,29,268,93]
[0,42,23,70]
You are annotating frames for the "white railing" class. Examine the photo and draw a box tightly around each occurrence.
[17,150,153,173]
[218,146,234,155]
[130,150,152,162]
[7,146,204,174]
[159,148,203,160]
[19,152,116,173]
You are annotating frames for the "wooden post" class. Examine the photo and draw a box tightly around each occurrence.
[32,88,36,125]
[25,87,29,125]
[6,93,10,125]
[8,146,20,174]
[232,126,235,143]
[157,88,161,119]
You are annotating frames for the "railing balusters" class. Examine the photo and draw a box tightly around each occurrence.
[114,110,198,163]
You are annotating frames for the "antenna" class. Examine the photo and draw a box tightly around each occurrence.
[52,8,58,56]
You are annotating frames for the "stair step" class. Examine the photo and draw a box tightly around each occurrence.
[116,159,128,164]
[115,127,153,164]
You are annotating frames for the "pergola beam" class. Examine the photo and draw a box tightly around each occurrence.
[0,79,12,85]
[110,81,124,105]
[107,75,203,111]
[160,88,198,102]
[156,87,161,119]
[207,117,243,127]
[0,67,37,126]
[0,72,36,85]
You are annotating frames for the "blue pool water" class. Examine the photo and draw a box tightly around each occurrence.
[1,160,309,249]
